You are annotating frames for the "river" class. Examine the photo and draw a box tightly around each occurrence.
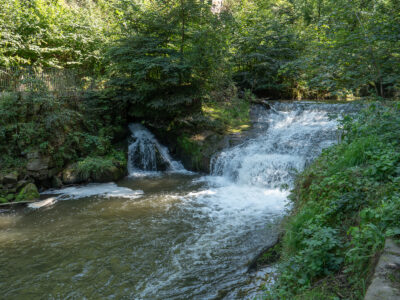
[0,102,354,299]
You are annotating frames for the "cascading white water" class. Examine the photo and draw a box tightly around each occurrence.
[128,123,184,174]
[210,102,346,189]
[136,101,355,299]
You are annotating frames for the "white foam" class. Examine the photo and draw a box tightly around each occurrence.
[28,197,56,209]
[128,123,186,174]
[42,183,144,200]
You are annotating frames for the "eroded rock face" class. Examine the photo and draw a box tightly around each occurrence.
[26,151,58,183]
[27,157,50,172]
[62,164,81,185]
[3,171,19,185]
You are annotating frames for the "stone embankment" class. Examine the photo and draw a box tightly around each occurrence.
[365,239,400,300]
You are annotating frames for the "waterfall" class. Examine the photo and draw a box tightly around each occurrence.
[210,102,353,188]
[128,123,184,174]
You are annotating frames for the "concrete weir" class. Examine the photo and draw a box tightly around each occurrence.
[365,239,400,300]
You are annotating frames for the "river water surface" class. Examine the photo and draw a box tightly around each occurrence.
[0,102,354,299]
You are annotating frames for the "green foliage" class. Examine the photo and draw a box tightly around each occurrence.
[269,101,400,299]
[106,0,230,121]
[258,242,282,266]
[288,0,400,98]
[75,150,126,182]
[0,89,81,167]
[231,0,300,98]
[202,97,250,133]
[280,225,343,290]
[0,0,119,71]
[177,135,202,169]
[76,157,115,181]
[0,84,125,172]
[225,0,400,99]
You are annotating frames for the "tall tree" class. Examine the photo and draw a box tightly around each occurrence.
[106,0,229,121]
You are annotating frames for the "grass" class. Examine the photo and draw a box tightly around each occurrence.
[202,97,250,134]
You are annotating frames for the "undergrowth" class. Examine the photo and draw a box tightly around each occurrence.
[266,101,400,299]
[202,96,250,134]
[0,87,125,175]
[75,150,126,182]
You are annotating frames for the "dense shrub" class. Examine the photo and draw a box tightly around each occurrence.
[0,86,125,172]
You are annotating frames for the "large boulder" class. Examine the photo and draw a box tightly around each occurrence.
[92,165,126,183]
[175,132,231,173]
[62,164,81,185]
[26,153,54,181]
[16,180,30,191]
[15,183,40,202]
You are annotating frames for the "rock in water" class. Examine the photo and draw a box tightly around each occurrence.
[15,183,40,202]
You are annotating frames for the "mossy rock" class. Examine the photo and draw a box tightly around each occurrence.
[6,194,15,201]
[92,165,126,183]
[0,197,8,203]
[62,164,81,185]
[15,183,40,202]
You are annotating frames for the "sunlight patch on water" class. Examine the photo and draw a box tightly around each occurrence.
[0,213,21,230]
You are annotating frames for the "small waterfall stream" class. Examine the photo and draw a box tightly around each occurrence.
[128,123,184,174]
[0,102,356,299]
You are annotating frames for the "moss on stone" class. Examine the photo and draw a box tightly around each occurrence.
[15,183,40,202]
[202,98,250,134]
[177,135,203,170]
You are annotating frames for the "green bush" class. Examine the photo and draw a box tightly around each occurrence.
[76,157,115,182]
[75,150,126,182]
[0,86,126,174]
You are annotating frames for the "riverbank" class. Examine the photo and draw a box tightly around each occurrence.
[265,101,400,299]
[0,90,128,205]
